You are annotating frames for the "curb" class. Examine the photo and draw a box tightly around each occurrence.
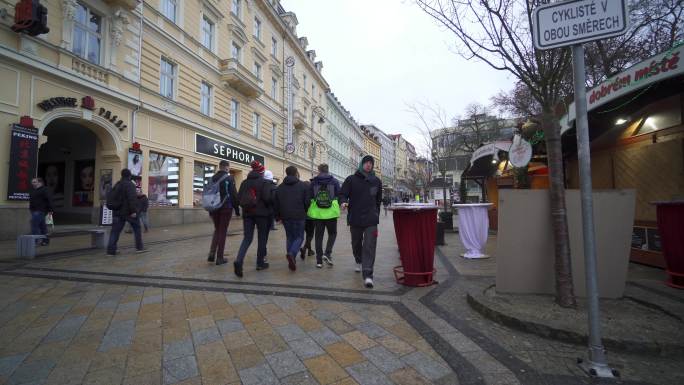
[466,291,684,357]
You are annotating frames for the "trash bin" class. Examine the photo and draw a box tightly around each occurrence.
[390,203,439,286]
[653,201,684,289]
[439,211,453,230]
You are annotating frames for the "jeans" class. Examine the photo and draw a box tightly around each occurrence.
[107,215,143,254]
[350,225,378,279]
[139,212,149,230]
[209,208,233,259]
[282,219,305,257]
[30,211,48,243]
[314,219,337,263]
[236,216,270,266]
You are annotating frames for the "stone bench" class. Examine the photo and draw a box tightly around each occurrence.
[16,229,108,259]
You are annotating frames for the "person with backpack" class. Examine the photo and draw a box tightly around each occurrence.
[340,155,383,288]
[233,160,273,277]
[308,164,341,268]
[274,166,310,271]
[204,160,239,265]
[106,168,145,256]
[29,177,53,246]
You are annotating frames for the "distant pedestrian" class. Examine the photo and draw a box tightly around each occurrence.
[340,155,382,288]
[106,169,145,256]
[207,160,239,265]
[234,161,274,277]
[308,164,341,268]
[382,196,390,216]
[300,180,316,260]
[137,190,150,232]
[274,166,310,271]
[28,177,53,246]
[264,170,278,231]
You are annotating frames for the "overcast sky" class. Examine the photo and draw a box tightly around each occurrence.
[281,0,514,155]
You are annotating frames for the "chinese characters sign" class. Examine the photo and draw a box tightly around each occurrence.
[7,124,39,200]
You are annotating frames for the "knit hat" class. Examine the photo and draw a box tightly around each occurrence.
[251,160,265,174]
[361,155,375,166]
[263,170,274,181]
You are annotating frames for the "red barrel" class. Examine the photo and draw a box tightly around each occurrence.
[654,201,684,289]
[390,205,438,286]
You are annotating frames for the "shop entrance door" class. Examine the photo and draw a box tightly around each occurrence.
[37,119,97,225]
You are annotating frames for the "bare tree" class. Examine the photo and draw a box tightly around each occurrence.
[452,103,508,153]
[415,0,576,307]
[406,101,457,212]
[585,0,684,86]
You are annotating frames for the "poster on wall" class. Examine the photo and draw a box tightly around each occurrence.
[72,160,95,206]
[7,124,39,201]
[99,169,112,201]
[127,149,143,189]
[148,152,179,206]
[38,162,65,208]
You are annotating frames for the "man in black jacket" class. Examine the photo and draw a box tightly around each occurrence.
[208,160,240,265]
[274,166,310,271]
[29,177,53,246]
[340,155,383,288]
[107,169,144,256]
[234,160,274,277]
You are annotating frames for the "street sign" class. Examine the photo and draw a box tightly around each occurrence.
[533,0,629,50]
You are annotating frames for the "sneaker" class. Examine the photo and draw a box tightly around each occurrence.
[364,278,374,288]
[286,254,296,271]
[135,249,148,254]
[216,258,228,266]
[355,263,362,273]
[322,255,333,267]
[256,262,270,271]
[299,248,306,260]
[307,249,315,257]
[316,263,323,268]
[234,261,243,278]
[207,252,215,262]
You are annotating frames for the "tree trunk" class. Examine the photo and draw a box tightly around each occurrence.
[542,111,577,308]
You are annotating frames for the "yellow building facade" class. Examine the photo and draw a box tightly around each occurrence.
[0,0,328,239]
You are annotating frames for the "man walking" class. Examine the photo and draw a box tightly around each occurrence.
[208,160,239,265]
[106,169,145,256]
[308,164,341,268]
[300,180,315,260]
[274,166,310,271]
[29,177,53,246]
[340,155,382,288]
[234,161,273,277]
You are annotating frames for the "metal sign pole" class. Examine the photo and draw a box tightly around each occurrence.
[571,43,616,378]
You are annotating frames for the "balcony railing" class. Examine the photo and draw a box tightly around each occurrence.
[220,58,263,98]
[72,57,109,84]
[104,0,140,10]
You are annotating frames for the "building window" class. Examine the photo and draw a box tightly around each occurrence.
[271,78,278,100]
[253,113,261,138]
[312,84,316,99]
[231,42,241,63]
[254,62,262,80]
[162,0,177,23]
[230,99,240,129]
[193,162,216,207]
[231,0,241,18]
[149,152,180,207]
[271,123,277,146]
[271,37,277,57]
[201,15,215,50]
[72,3,102,65]
[254,17,261,40]
[200,81,212,116]
[303,74,307,90]
[160,58,176,99]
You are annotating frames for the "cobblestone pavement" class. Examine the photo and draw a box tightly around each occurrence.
[0,215,680,385]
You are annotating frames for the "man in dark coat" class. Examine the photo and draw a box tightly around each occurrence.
[107,168,144,255]
[234,160,274,277]
[208,160,239,265]
[29,177,53,246]
[340,155,383,288]
[274,166,310,271]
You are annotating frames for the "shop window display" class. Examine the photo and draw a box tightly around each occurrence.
[149,152,180,207]
[193,162,216,207]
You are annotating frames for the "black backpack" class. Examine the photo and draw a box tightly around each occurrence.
[313,183,334,209]
[106,182,124,211]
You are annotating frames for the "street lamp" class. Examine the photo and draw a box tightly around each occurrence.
[298,105,327,177]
